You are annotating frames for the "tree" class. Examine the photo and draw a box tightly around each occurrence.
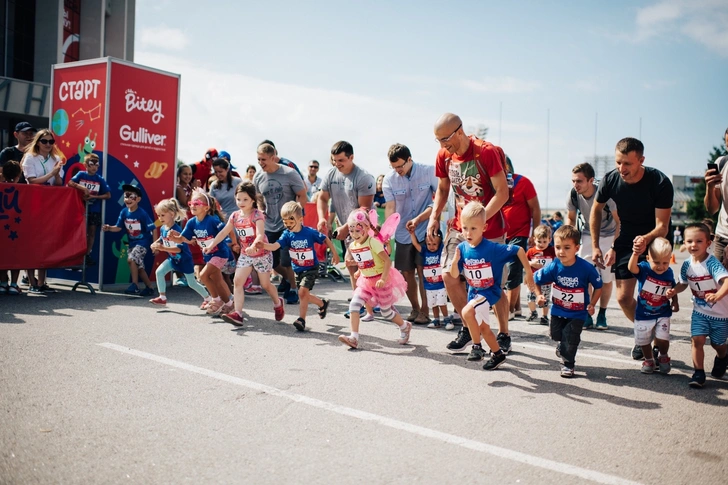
[687,139,727,222]
[467,124,488,139]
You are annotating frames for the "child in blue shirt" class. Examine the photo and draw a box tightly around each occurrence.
[261,201,340,331]
[102,183,157,296]
[449,202,538,370]
[410,227,452,330]
[68,153,110,266]
[627,237,678,375]
[536,225,602,377]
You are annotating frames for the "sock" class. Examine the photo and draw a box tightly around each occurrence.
[493,349,503,356]
[158,295,167,301]
[473,343,482,349]
[213,296,221,303]
[399,322,408,330]
[351,332,359,339]
[598,307,606,315]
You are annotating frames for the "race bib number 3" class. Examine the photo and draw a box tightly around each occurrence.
[688,275,717,300]
[640,276,670,306]
[464,262,494,289]
[290,248,315,267]
[351,247,374,269]
[552,284,585,311]
[424,264,443,284]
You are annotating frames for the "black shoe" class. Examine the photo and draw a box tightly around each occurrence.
[446,326,472,353]
[467,344,487,362]
[631,345,644,360]
[496,332,512,354]
[85,255,97,266]
[711,355,728,379]
[689,370,706,388]
[277,280,291,294]
[483,350,506,370]
[293,318,306,332]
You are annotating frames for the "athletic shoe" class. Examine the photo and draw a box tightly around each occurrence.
[318,298,330,319]
[641,360,655,374]
[293,318,306,332]
[414,312,431,325]
[560,366,575,378]
[711,354,728,379]
[244,285,263,295]
[222,311,244,327]
[361,313,375,322]
[149,296,167,306]
[514,311,523,319]
[29,286,42,294]
[467,345,487,361]
[526,311,538,323]
[8,284,21,295]
[338,335,359,349]
[595,312,608,330]
[124,283,140,295]
[555,344,562,360]
[277,280,291,294]
[219,300,235,315]
[274,298,285,321]
[631,345,644,360]
[446,326,472,352]
[496,332,512,354]
[539,316,549,326]
[583,315,594,329]
[285,289,299,304]
[405,310,418,322]
[139,287,155,297]
[373,306,381,314]
[427,319,442,329]
[483,351,506,370]
[508,310,516,321]
[451,311,461,323]
[443,316,455,331]
[175,276,188,287]
[689,370,706,388]
[21,276,29,286]
[397,321,412,345]
[40,284,56,293]
[658,355,672,375]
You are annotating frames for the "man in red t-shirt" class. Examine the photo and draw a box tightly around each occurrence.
[427,113,512,354]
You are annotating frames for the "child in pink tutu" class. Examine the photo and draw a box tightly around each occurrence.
[338,208,410,349]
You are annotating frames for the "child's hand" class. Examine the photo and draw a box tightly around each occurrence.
[354,270,361,279]
[375,278,386,289]
[331,252,340,265]
[202,246,213,255]
[632,236,646,254]
[244,246,257,256]
[665,288,676,298]
[671,298,680,313]
[231,243,240,254]
[586,304,595,316]
[536,295,546,307]
[706,293,721,304]
[102,224,110,232]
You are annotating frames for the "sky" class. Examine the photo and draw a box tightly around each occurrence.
[134,0,728,209]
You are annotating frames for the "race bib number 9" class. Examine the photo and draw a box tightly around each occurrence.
[424,264,443,284]
[552,284,585,311]
[464,262,494,289]
[351,247,374,269]
[290,248,315,267]
[640,276,670,306]
[688,274,717,300]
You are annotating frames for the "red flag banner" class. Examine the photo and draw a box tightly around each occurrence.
[0,185,86,269]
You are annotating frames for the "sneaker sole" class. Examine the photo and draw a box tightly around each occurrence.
[293,321,306,332]
[447,342,472,353]
[689,381,705,388]
[560,372,575,378]
[595,326,609,331]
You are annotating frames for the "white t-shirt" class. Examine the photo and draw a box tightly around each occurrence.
[679,255,728,319]
[22,153,64,186]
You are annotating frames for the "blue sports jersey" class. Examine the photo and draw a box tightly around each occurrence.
[535,257,602,321]
[180,215,231,262]
[160,224,194,274]
[457,239,518,304]
[70,171,110,213]
[634,261,674,320]
[421,242,445,291]
[276,226,327,272]
[113,206,155,249]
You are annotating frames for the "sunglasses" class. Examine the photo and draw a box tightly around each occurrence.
[309,166,319,169]
[188,200,208,207]
[124,192,139,199]
[39,138,56,145]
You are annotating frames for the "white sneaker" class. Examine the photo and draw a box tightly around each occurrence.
[397,321,412,345]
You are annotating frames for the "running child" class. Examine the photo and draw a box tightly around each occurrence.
[168,189,233,316]
[535,225,602,378]
[526,224,556,325]
[627,236,678,375]
[175,164,203,281]
[204,182,283,326]
[148,198,209,306]
[338,208,410,349]
[409,227,453,330]
[68,153,111,266]
[259,201,340,331]
[449,201,538,370]
[102,183,157,296]
[667,223,728,388]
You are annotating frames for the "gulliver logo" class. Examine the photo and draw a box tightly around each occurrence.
[125,89,164,124]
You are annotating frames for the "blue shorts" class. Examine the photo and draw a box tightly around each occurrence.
[691,311,728,345]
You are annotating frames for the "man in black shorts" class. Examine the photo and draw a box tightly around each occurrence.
[589,137,673,359]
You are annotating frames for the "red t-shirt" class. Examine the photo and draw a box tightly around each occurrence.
[526,246,556,270]
[502,174,537,238]
[435,136,506,239]
[192,160,212,190]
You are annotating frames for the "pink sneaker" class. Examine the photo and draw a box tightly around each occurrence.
[222,311,244,327]
[338,335,359,349]
[149,296,167,306]
[274,298,285,321]
[397,321,412,345]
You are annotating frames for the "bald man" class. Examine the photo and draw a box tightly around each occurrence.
[427,113,512,356]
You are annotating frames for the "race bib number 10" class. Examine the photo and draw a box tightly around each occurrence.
[464,262,494,289]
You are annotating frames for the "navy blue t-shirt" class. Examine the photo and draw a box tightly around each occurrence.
[180,215,231,262]
[535,257,602,321]
[457,239,518,304]
[70,171,110,213]
[113,206,155,249]
[633,261,675,320]
[421,242,445,291]
[160,224,194,274]
[276,226,327,273]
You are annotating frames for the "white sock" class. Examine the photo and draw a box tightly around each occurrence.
[351,332,359,339]
[158,295,167,301]
[213,296,221,303]
[399,322,408,330]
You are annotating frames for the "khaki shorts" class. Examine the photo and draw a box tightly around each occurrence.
[295,268,318,290]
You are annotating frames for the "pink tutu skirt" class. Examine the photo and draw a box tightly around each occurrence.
[354,268,407,308]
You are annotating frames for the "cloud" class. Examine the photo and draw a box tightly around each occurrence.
[461,77,541,94]
[642,80,677,90]
[138,26,189,51]
[570,80,605,93]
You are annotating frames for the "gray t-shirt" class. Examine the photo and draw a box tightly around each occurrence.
[566,186,617,237]
[209,177,242,220]
[254,165,306,232]
[320,164,375,224]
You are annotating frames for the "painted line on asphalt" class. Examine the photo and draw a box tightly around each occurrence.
[99,342,642,485]
[516,342,639,365]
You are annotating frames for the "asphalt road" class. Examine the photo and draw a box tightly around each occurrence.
[1,252,727,484]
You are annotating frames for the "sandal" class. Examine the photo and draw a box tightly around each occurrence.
[293,317,306,332]
[318,298,330,319]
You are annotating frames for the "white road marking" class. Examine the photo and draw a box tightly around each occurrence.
[515,342,640,365]
[99,342,642,485]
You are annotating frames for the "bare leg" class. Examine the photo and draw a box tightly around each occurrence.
[615,279,637,322]
[129,261,139,285]
[692,336,706,369]
[493,296,509,334]
[599,281,613,309]
[232,266,253,313]
[416,265,429,318]
[258,271,280,306]
[403,269,420,313]
[443,272,467,315]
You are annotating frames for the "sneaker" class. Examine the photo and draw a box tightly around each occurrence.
[29,286,42,294]
[483,351,506,370]
[560,366,575,378]
[21,276,29,286]
[124,283,140,295]
[446,326,472,352]
[515,310,523,319]
[496,332,512,354]
[285,289,299,304]
[467,345,487,361]
[139,286,155,297]
[583,315,594,329]
[658,355,672,374]
[711,354,728,379]
[175,276,188,287]
[508,310,516,321]
[373,306,381,314]
[338,335,359,349]
[206,300,224,315]
[244,285,263,295]
[274,298,285,321]
[397,321,412,345]
[555,344,563,362]
[427,319,442,329]
[641,359,655,374]
[689,370,706,388]
[405,310,418,322]
[8,284,21,295]
[361,313,375,322]
[149,296,167,306]
[631,345,644,360]
[539,316,549,326]
[344,307,366,319]
[222,311,244,327]
[526,311,538,323]
[451,311,461,323]
[39,284,56,293]
[443,316,455,331]
[277,280,291,294]
[414,312,431,325]
[595,311,608,330]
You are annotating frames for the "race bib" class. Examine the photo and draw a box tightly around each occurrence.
[463,262,494,289]
[290,247,315,267]
[688,274,717,300]
[197,236,216,251]
[81,181,100,193]
[162,237,175,248]
[640,276,670,306]
[125,220,141,236]
[351,247,374,269]
[552,284,585,311]
[424,264,443,284]
[234,224,255,244]
[531,257,552,267]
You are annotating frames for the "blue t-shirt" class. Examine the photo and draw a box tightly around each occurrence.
[421,242,444,291]
[276,226,327,272]
[634,260,675,320]
[113,206,155,249]
[535,257,602,321]
[457,239,518,304]
[70,171,110,213]
[160,224,194,274]
[180,215,231,262]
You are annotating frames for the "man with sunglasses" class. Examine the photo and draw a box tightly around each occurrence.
[0,122,36,181]
[427,113,512,354]
[305,160,322,201]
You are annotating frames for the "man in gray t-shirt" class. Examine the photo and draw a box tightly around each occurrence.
[565,162,620,330]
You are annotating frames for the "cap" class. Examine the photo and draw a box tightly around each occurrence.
[122,184,143,197]
[15,122,35,133]
[204,148,218,161]
[218,150,231,161]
